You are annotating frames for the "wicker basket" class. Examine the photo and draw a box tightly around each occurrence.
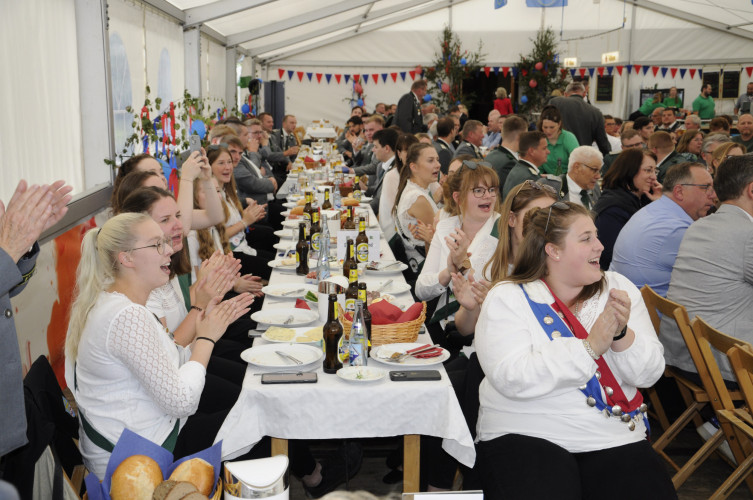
[303,160,318,169]
[337,302,425,346]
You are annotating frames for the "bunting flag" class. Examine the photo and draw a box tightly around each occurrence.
[495,0,507,7]
[287,70,294,80]
[399,71,406,81]
[335,74,342,83]
[382,73,388,83]
[661,67,668,78]
[597,67,605,77]
[699,69,703,78]
[560,68,568,77]
[511,67,519,78]
[362,74,369,83]
[409,70,416,79]
[503,67,510,77]
[607,66,614,76]
[353,74,360,83]
[344,74,351,83]
[278,68,285,79]
[325,74,332,84]
[391,72,398,82]
[616,66,623,76]
[316,73,322,83]
[634,65,642,75]
[680,68,687,79]
[652,66,659,77]
[671,67,678,78]
[306,72,313,81]
[689,68,696,79]
[570,68,576,77]
[642,66,649,75]
[493,67,500,75]
[579,68,586,77]
[297,71,304,81]
[373,73,380,83]
[747,67,753,77]
[484,66,491,77]
[587,68,595,77]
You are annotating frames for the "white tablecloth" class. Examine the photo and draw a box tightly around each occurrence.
[215,201,476,469]
[305,126,337,139]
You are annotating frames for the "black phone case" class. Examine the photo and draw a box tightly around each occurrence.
[389,370,441,381]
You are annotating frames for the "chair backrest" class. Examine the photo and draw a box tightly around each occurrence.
[690,316,751,412]
[293,126,305,145]
[727,345,753,411]
[640,285,678,335]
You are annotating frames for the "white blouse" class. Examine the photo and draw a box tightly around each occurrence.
[223,192,256,257]
[186,228,224,283]
[396,180,439,270]
[64,291,205,478]
[475,272,665,452]
[146,276,188,333]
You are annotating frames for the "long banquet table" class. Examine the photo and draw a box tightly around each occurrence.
[215,178,475,493]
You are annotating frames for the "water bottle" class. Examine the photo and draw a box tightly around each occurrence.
[349,300,368,367]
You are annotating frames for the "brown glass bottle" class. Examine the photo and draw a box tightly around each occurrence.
[343,238,357,278]
[323,294,343,374]
[321,188,332,210]
[295,222,309,275]
[345,266,359,314]
[355,217,369,264]
[353,175,362,201]
[309,209,321,256]
[343,207,356,230]
[358,283,372,355]
[303,190,314,223]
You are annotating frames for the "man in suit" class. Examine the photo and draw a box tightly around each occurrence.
[660,155,753,382]
[353,115,384,170]
[454,120,484,159]
[268,114,300,186]
[549,81,611,156]
[394,79,428,134]
[611,162,714,297]
[433,117,456,175]
[502,131,550,199]
[657,108,681,133]
[650,131,686,183]
[0,180,71,469]
[483,109,502,149]
[257,112,292,183]
[545,145,603,209]
[369,128,399,215]
[486,115,527,188]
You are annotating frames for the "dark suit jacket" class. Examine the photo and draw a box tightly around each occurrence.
[235,155,275,207]
[549,95,611,156]
[486,146,518,188]
[269,129,297,162]
[547,173,602,208]
[502,160,542,199]
[656,151,686,183]
[454,141,482,160]
[395,92,424,134]
[434,139,454,174]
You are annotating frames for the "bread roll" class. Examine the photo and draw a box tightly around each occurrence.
[290,206,305,216]
[297,199,306,206]
[111,455,163,500]
[168,458,214,497]
[179,493,208,500]
[342,197,360,207]
[155,481,200,500]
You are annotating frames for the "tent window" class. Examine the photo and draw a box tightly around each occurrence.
[110,33,134,159]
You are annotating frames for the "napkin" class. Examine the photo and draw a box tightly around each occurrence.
[407,344,443,358]
[397,302,424,323]
[343,300,419,325]
[295,299,310,310]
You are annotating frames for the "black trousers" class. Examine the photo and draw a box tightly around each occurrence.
[234,250,273,281]
[476,434,677,500]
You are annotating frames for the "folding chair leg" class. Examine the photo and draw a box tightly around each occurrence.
[710,453,753,500]
[653,401,706,454]
[646,386,671,432]
[673,428,725,490]
[677,383,705,428]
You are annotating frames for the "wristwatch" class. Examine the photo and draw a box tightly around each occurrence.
[456,257,472,275]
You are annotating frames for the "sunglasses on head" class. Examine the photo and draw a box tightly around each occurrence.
[511,179,557,202]
[544,201,571,234]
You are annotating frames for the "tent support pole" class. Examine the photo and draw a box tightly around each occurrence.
[624,0,637,118]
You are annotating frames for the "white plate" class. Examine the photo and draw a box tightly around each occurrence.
[282,219,307,228]
[251,307,319,326]
[287,194,304,201]
[261,325,323,344]
[273,241,296,252]
[359,196,373,203]
[281,210,291,217]
[268,258,317,271]
[336,366,386,383]
[274,229,296,239]
[261,284,318,299]
[283,201,298,209]
[370,343,450,367]
[370,281,412,295]
[241,344,323,368]
[365,261,408,274]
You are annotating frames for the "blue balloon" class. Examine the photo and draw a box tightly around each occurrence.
[423,94,432,102]
[456,100,461,105]
[357,98,364,107]
[190,120,206,140]
[521,95,529,104]
[241,103,250,114]
[460,57,467,65]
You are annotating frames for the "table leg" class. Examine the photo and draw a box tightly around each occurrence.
[403,434,420,493]
[271,438,289,456]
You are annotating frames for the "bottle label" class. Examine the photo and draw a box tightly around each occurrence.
[358,289,367,302]
[296,251,301,266]
[311,232,321,251]
[359,221,366,232]
[356,243,369,263]
[312,212,319,223]
[345,298,356,313]
[349,341,365,366]
[303,212,311,222]
[353,189,362,202]
[349,269,358,282]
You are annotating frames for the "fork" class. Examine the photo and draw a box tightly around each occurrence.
[283,315,295,325]
[376,279,393,292]
[388,344,441,362]
[276,351,303,365]
[282,288,305,297]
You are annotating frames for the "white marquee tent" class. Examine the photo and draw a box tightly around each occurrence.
[2,0,753,218]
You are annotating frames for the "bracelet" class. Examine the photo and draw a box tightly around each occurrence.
[190,305,203,312]
[613,326,628,341]
[582,339,600,360]
[196,336,216,345]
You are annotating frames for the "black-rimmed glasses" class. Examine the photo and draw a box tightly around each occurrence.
[680,183,713,192]
[130,237,172,255]
[580,162,601,174]
[544,201,571,234]
[471,186,497,198]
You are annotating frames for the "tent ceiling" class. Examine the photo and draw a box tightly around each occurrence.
[161,0,753,62]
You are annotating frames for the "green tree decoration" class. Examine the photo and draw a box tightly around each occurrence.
[517,27,566,114]
[425,27,484,111]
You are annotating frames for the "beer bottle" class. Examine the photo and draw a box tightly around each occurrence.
[295,222,309,276]
[355,217,369,264]
[345,266,358,314]
[353,175,362,202]
[303,190,314,223]
[349,300,368,367]
[321,187,332,210]
[343,238,357,278]
[358,283,372,355]
[343,206,356,230]
[323,294,343,374]
[310,209,322,260]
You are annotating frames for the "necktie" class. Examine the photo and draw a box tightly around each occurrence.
[580,189,591,209]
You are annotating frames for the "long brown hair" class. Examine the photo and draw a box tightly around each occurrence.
[442,161,500,219]
[193,179,231,260]
[506,202,606,303]
[484,181,557,281]
[602,148,656,192]
[393,143,435,217]
[207,147,243,215]
[676,130,704,154]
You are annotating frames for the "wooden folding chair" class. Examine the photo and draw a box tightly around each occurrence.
[690,317,753,498]
[720,345,753,499]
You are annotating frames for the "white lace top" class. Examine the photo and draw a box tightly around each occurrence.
[186,228,224,283]
[64,291,205,479]
[396,180,438,271]
[146,276,188,333]
[223,192,256,257]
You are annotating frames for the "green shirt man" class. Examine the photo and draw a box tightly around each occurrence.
[692,84,716,119]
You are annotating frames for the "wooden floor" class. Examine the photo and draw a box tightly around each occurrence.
[285,424,753,499]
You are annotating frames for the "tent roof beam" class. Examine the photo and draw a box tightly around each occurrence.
[632,0,753,41]
[185,0,275,28]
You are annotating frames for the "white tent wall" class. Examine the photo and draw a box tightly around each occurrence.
[202,34,228,107]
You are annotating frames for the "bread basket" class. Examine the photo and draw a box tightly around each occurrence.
[337,302,425,346]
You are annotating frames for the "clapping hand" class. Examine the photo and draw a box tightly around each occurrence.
[451,270,491,310]
[234,274,264,296]
[587,289,632,356]
[242,199,266,226]
[409,220,435,245]
[444,228,471,272]
[196,295,250,343]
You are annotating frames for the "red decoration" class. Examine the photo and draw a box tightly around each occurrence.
[616,65,624,76]
[521,69,528,77]
[390,72,398,82]
[529,79,538,88]
[484,67,491,77]
[335,74,342,83]
[578,68,586,77]
[409,70,416,80]
[597,67,605,77]
[633,65,641,75]
[441,82,450,93]
[354,82,363,94]
[297,71,304,81]
[503,67,510,77]
[560,68,567,77]
[747,67,753,78]
[671,67,678,78]
[651,66,659,77]
[278,68,285,79]
[315,73,322,83]
[353,74,360,83]
[690,68,697,79]
[415,65,423,74]
[372,73,379,84]
[535,62,543,70]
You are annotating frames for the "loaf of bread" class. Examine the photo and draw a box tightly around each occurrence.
[110,455,163,500]
[168,458,214,497]
[296,198,307,206]
[342,197,360,207]
[290,206,305,216]
[152,480,206,500]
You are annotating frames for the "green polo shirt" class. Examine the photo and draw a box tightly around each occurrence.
[541,129,579,175]
[692,94,715,119]
[639,99,663,116]
[662,97,683,109]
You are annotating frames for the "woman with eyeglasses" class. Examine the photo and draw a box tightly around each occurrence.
[593,149,660,269]
[393,143,441,276]
[537,105,580,175]
[474,202,674,499]
[708,142,746,178]
[64,213,253,478]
